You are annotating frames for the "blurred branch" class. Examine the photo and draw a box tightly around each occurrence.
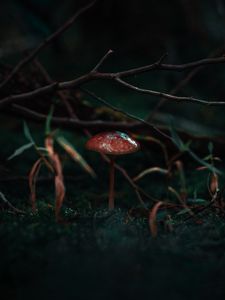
[148,44,225,121]
[1,54,225,109]
[11,103,143,130]
[0,0,97,90]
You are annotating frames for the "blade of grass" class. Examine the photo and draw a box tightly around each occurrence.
[23,121,35,144]
[7,142,34,160]
[56,136,96,178]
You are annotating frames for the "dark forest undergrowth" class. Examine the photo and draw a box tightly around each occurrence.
[1,124,225,300]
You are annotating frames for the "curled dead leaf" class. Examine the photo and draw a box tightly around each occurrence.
[28,158,43,212]
[53,153,65,221]
[149,201,163,238]
[210,173,219,194]
[45,135,65,221]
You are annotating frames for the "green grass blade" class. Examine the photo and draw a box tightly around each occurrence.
[23,121,35,144]
[7,142,34,160]
[56,136,97,178]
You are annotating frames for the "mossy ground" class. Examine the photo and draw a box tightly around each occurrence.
[1,124,225,300]
[1,206,225,300]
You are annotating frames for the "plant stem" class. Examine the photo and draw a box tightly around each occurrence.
[108,157,115,210]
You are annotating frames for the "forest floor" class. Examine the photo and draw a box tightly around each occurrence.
[1,123,225,300]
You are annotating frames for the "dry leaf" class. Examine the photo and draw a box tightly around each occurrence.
[53,153,65,221]
[45,135,65,221]
[210,173,219,194]
[29,158,43,212]
[45,135,55,158]
[149,201,163,238]
[196,166,208,171]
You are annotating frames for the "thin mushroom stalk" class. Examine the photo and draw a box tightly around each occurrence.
[109,156,115,210]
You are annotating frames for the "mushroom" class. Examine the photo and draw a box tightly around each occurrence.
[86,131,140,210]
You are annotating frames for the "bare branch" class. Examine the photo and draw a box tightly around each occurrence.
[1,54,225,109]
[115,78,225,106]
[0,83,58,108]
[116,55,225,78]
[148,45,225,121]
[0,0,97,90]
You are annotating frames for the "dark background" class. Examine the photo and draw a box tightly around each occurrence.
[1,0,225,134]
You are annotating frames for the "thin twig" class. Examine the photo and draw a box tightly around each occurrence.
[115,77,225,106]
[92,49,113,72]
[156,52,168,65]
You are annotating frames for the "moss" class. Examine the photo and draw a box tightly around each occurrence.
[1,126,225,299]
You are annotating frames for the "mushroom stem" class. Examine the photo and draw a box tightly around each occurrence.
[108,156,115,210]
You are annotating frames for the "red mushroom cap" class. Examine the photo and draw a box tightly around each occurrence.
[86,131,140,155]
